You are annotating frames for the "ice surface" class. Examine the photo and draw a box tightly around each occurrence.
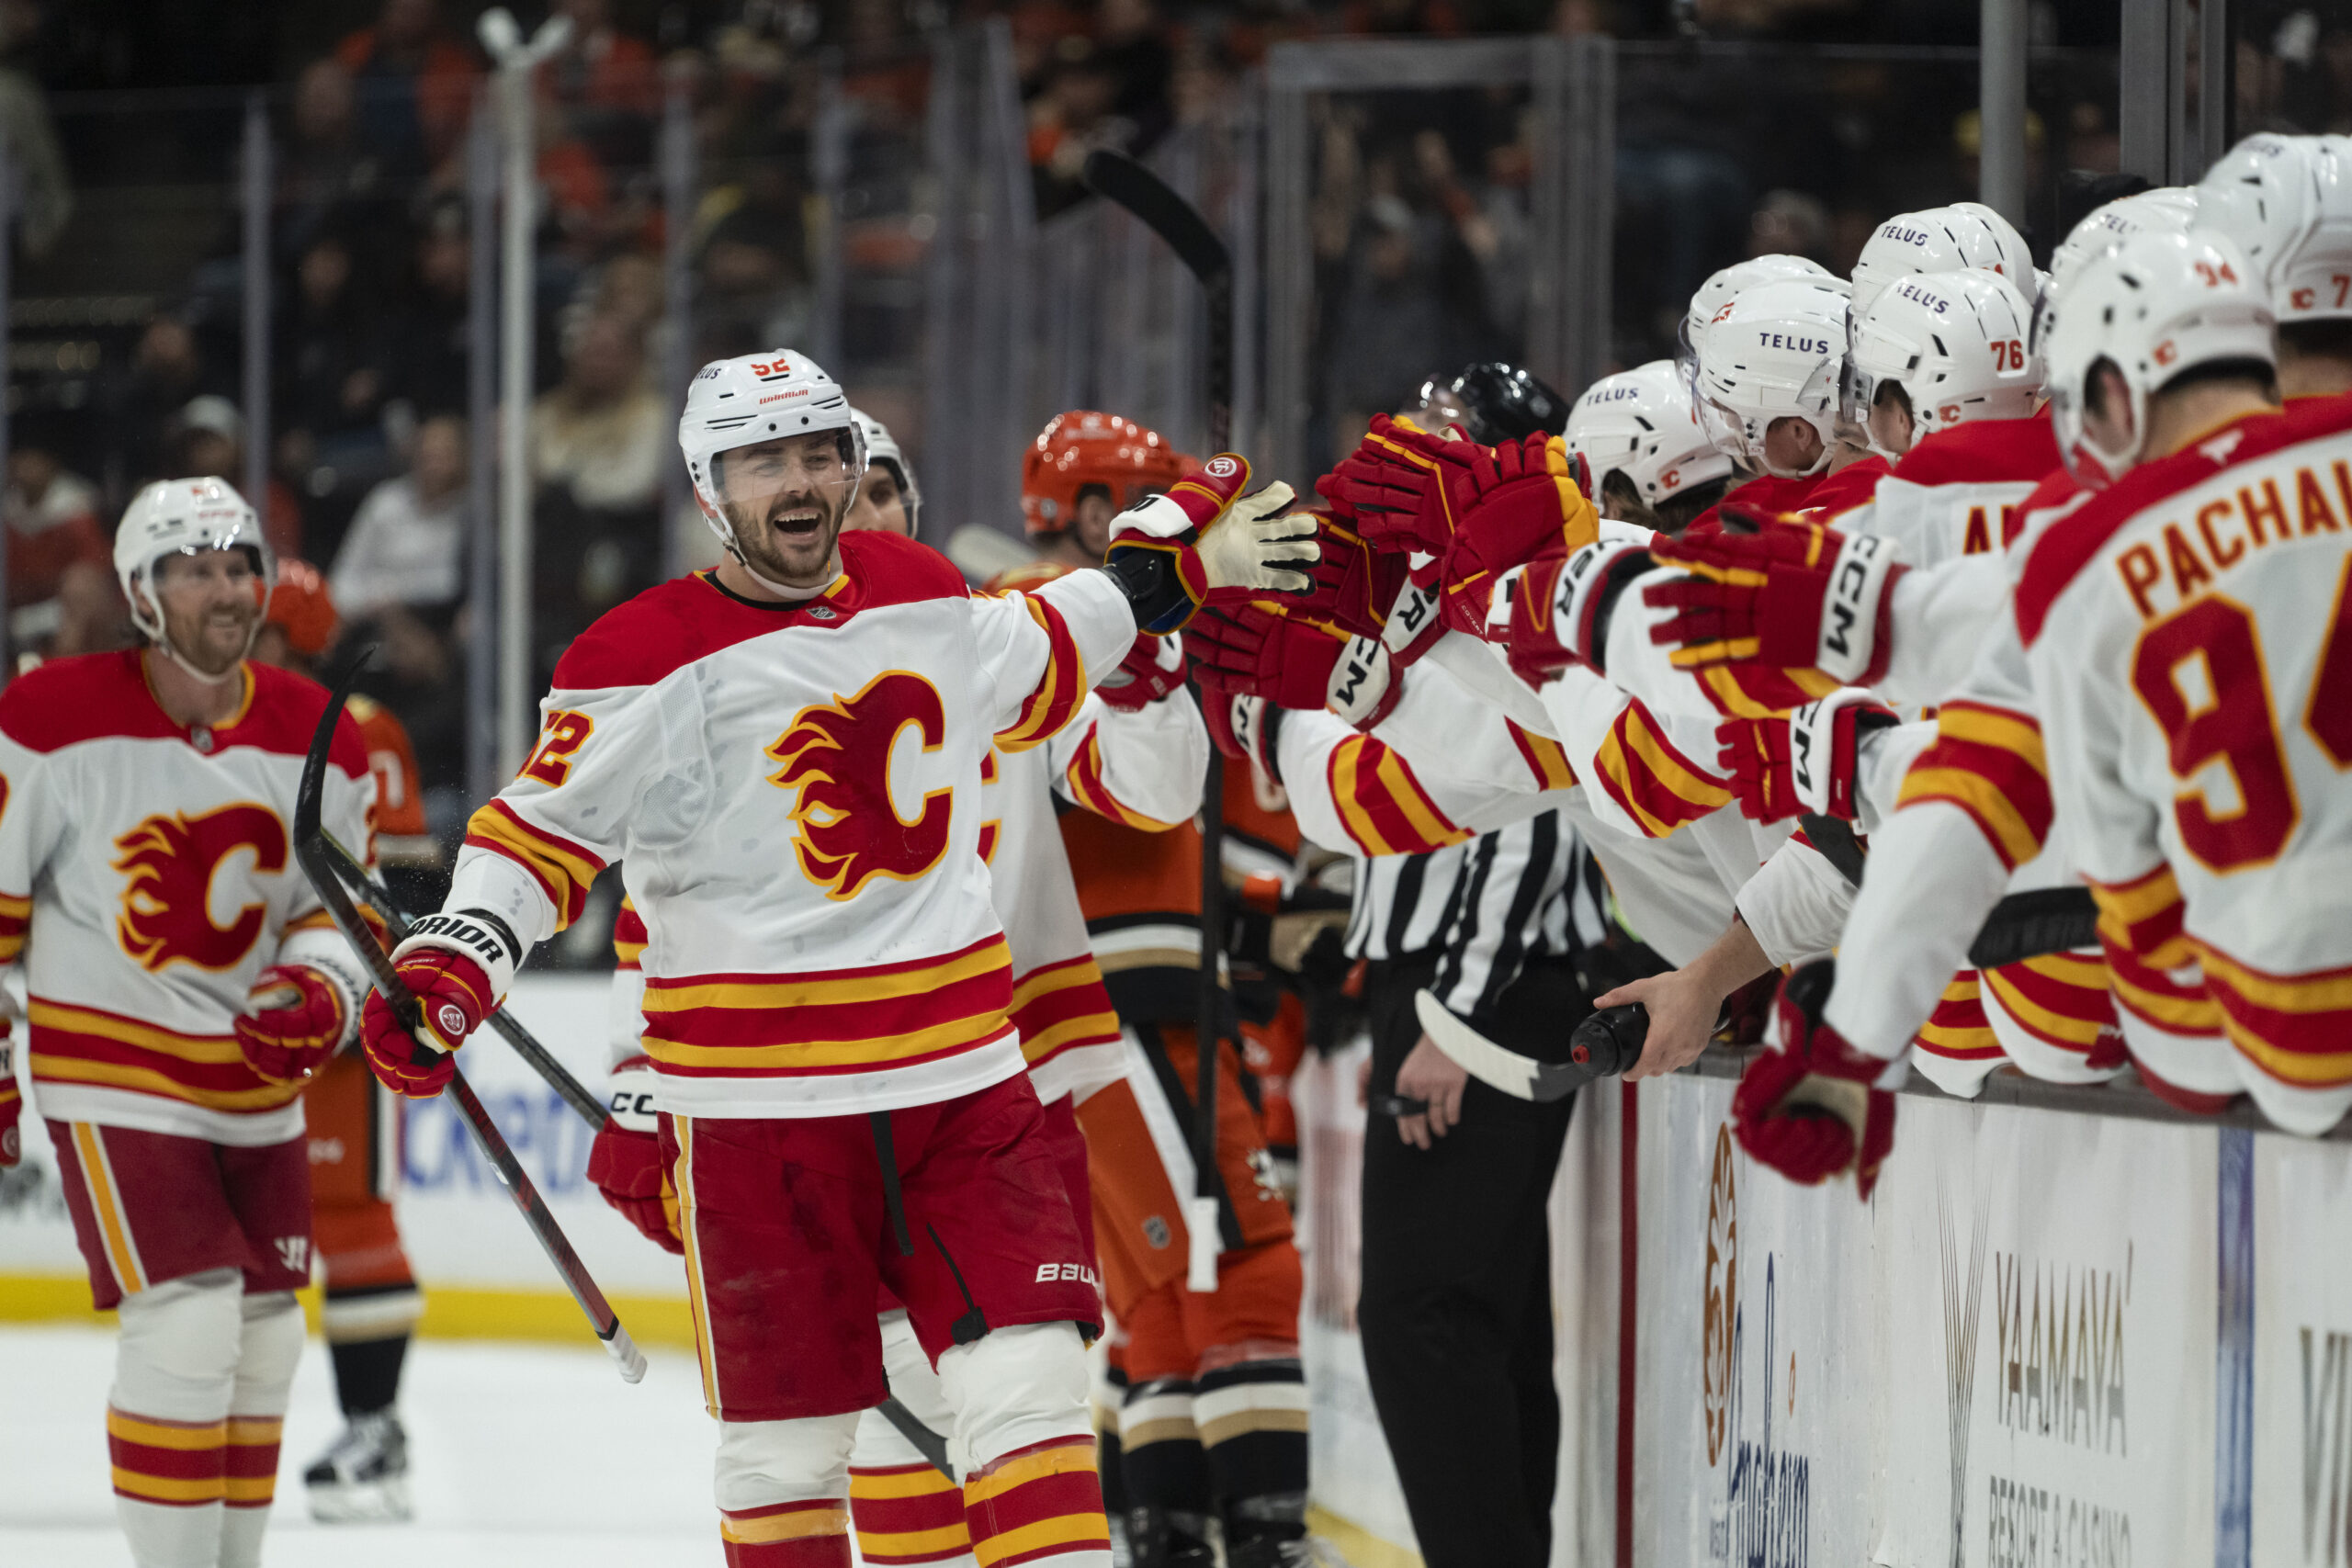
[0,1324,729,1566]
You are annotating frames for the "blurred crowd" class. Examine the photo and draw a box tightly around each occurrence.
[0,0,2349,853]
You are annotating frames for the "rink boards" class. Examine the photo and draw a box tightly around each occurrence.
[1293,1055,2352,1568]
[8,997,2352,1567]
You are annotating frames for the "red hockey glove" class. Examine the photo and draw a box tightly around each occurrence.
[1104,455,1317,635]
[1644,513,1908,686]
[1204,691,1281,778]
[234,964,351,1084]
[359,910,516,1099]
[1437,434,1602,637]
[1189,602,1403,729]
[588,1056,682,1255]
[1715,688,1899,823]
[1303,513,1412,639]
[1732,961,1902,1201]
[0,1021,19,1168]
[1318,415,1475,557]
[1093,632,1188,712]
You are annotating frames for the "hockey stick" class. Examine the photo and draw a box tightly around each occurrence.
[1081,147,1233,1293]
[1422,871,2106,1104]
[296,656,647,1384]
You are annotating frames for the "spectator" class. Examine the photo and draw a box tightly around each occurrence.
[530,314,666,665]
[379,194,474,420]
[334,0,481,182]
[277,228,388,453]
[4,443,118,656]
[0,0,72,257]
[539,0,661,171]
[531,314,664,517]
[111,316,219,492]
[695,162,813,359]
[331,413,469,615]
[170,397,304,561]
[280,61,398,259]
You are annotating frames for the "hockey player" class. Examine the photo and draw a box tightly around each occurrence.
[0,478,379,1567]
[245,560,429,1520]
[1012,412,1323,1568]
[2194,133,2352,402]
[845,409,921,536]
[1563,361,1734,536]
[363,352,1314,1568]
[1729,228,2339,1194]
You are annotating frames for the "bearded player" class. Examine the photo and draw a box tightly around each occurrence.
[359,350,1314,1567]
[0,479,379,1567]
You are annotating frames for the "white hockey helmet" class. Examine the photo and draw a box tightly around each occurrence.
[2193,132,2352,323]
[1677,254,1836,376]
[1844,269,2041,456]
[2042,229,2276,483]
[2046,187,2200,299]
[1692,276,1852,478]
[1566,359,1736,508]
[678,349,867,558]
[1945,201,2041,312]
[114,477,277,682]
[851,406,922,537]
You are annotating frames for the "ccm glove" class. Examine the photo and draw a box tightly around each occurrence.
[1645,513,1908,686]
[1302,513,1412,639]
[1318,415,1475,557]
[587,1055,683,1254]
[1436,434,1602,637]
[1188,602,1404,729]
[1104,455,1317,634]
[1731,960,1904,1201]
[0,1022,18,1168]
[1093,631,1188,712]
[360,909,518,1099]
[235,964,353,1084]
[1715,688,1899,822]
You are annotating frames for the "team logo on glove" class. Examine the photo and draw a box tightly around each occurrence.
[1205,455,1240,479]
[437,1003,469,1038]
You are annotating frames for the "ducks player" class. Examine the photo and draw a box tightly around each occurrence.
[361,351,1314,1568]
[0,479,379,1567]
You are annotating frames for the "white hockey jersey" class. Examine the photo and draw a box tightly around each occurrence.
[452,530,1137,1119]
[0,651,377,1145]
[2018,396,2352,1123]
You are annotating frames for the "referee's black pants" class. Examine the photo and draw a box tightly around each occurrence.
[1356,953,1587,1568]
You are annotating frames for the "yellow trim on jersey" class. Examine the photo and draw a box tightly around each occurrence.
[1931,705,2047,771]
[644,943,1009,1015]
[1898,768,2045,869]
[34,1055,301,1112]
[31,1001,247,1064]
[641,1010,1010,1072]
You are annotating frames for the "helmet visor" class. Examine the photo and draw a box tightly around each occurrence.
[709,430,862,524]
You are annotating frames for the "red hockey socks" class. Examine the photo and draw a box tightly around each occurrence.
[962,1436,1113,1566]
[718,1498,853,1566]
[849,1461,975,1566]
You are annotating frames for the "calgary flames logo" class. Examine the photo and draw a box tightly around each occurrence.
[766,671,952,901]
[114,803,289,973]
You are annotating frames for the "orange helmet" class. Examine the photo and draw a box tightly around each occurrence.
[1020,411,1192,536]
[264,558,338,659]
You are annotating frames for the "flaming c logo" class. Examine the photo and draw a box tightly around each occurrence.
[114,803,288,972]
[766,671,952,901]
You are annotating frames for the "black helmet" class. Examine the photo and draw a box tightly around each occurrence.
[1430,362,1571,444]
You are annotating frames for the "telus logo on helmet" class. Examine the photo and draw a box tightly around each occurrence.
[1759,333,1833,354]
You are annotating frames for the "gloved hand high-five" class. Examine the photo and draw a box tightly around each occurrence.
[1731,960,1903,1201]
[1645,513,1908,687]
[234,964,355,1084]
[1714,688,1899,822]
[1318,415,1474,557]
[359,910,518,1099]
[1105,454,1317,634]
[1092,631,1188,712]
[1436,433,1602,637]
[1187,601,1402,730]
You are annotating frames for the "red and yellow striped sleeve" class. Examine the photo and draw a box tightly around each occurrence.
[1982,950,2121,1059]
[1590,700,1735,839]
[1008,953,1123,1072]
[995,595,1089,753]
[2091,865,2224,1038]
[0,888,28,964]
[613,897,647,970]
[1062,728,1187,831]
[1895,700,2052,871]
[1507,721,1576,792]
[463,798,607,932]
[1913,970,2001,1061]
[1689,662,1843,720]
[1325,733,1474,856]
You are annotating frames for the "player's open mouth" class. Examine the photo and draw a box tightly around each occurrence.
[769,507,823,538]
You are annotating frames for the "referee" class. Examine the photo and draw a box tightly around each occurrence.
[1354,809,1606,1568]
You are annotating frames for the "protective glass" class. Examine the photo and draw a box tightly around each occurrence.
[712,432,862,520]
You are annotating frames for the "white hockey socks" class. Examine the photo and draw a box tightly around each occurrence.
[847,1312,974,1568]
[108,1267,243,1567]
[938,1322,1110,1567]
[712,1408,858,1565]
[219,1292,302,1568]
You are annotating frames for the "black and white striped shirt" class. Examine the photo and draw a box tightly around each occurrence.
[1344,808,1609,1021]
